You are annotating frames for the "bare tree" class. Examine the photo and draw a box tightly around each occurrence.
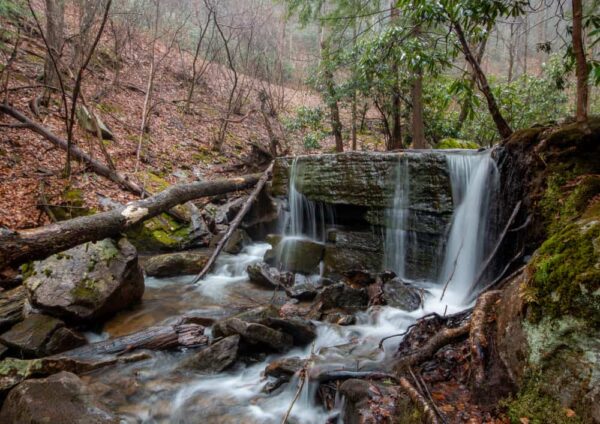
[42,0,65,104]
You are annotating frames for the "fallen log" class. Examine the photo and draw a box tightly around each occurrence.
[0,322,206,395]
[0,104,146,196]
[0,173,261,268]
[309,369,398,384]
[192,162,273,283]
[393,322,470,373]
[469,290,501,387]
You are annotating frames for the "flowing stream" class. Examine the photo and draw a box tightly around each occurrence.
[86,150,501,423]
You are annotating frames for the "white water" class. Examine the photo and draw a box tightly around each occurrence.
[437,152,500,304]
[90,150,501,423]
[277,157,334,272]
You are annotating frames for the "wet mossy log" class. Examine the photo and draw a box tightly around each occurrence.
[0,174,261,269]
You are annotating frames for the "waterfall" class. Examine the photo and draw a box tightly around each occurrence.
[384,155,411,279]
[385,150,499,303]
[438,151,500,304]
[278,157,334,271]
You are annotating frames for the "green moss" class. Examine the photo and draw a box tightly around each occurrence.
[70,278,104,305]
[49,187,94,221]
[20,262,36,279]
[525,219,600,324]
[0,358,42,378]
[502,377,584,424]
[125,213,190,252]
[435,138,479,149]
[42,268,52,277]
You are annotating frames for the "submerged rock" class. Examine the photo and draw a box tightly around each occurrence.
[181,335,240,373]
[143,249,212,277]
[24,238,144,323]
[0,371,118,423]
[0,314,85,357]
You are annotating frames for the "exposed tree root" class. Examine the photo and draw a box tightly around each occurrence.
[469,290,501,387]
[393,321,470,373]
[399,376,441,424]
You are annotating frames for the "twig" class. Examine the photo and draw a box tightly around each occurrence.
[281,342,315,424]
[398,377,441,424]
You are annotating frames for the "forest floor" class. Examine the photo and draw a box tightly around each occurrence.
[0,10,383,230]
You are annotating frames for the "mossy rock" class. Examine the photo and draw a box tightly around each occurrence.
[436,138,479,149]
[49,187,95,221]
[125,213,192,253]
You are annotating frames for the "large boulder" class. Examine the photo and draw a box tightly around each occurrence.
[314,283,369,312]
[0,314,85,357]
[0,371,118,423]
[267,236,324,274]
[143,249,212,277]
[24,238,144,322]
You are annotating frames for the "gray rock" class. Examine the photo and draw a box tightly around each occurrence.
[264,356,306,379]
[209,229,251,254]
[144,249,212,277]
[247,262,283,288]
[0,371,118,423]
[0,314,62,357]
[315,283,369,312]
[24,238,144,322]
[45,326,87,354]
[382,278,422,312]
[0,286,26,332]
[270,237,324,275]
[181,335,240,373]
[212,318,292,352]
[260,317,317,346]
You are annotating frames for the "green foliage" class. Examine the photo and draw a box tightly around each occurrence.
[283,106,327,151]
[0,0,24,18]
[502,376,584,424]
[436,138,479,149]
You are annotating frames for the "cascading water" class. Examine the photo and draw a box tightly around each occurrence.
[437,152,500,304]
[384,155,411,279]
[84,150,504,424]
[277,157,334,272]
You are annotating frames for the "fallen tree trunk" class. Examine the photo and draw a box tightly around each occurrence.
[0,103,147,196]
[0,173,261,268]
[0,322,206,395]
[192,162,273,283]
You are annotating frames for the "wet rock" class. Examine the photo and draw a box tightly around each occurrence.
[382,278,422,311]
[343,270,378,287]
[285,282,318,300]
[264,356,306,379]
[143,249,212,277]
[267,237,324,274]
[24,238,144,323]
[0,344,7,359]
[181,335,240,373]
[209,228,251,254]
[260,317,317,345]
[0,285,26,332]
[0,371,118,424]
[323,230,383,278]
[324,312,356,326]
[212,318,292,352]
[241,189,280,240]
[0,314,74,357]
[247,262,290,289]
[215,197,246,225]
[315,283,369,312]
[45,326,87,354]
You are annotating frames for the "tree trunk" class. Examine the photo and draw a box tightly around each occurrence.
[453,20,513,139]
[0,172,261,269]
[573,0,589,122]
[456,35,488,133]
[43,0,65,103]
[411,70,426,149]
[389,1,403,150]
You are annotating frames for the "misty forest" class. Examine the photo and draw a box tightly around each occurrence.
[0,0,599,422]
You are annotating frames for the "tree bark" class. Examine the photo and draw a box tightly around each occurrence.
[411,70,426,149]
[573,0,589,122]
[452,20,513,139]
[43,0,65,103]
[389,1,403,150]
[456,36,488,133]
[0,173,261,269]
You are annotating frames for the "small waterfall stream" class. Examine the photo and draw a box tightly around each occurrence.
[85,150,504,423]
